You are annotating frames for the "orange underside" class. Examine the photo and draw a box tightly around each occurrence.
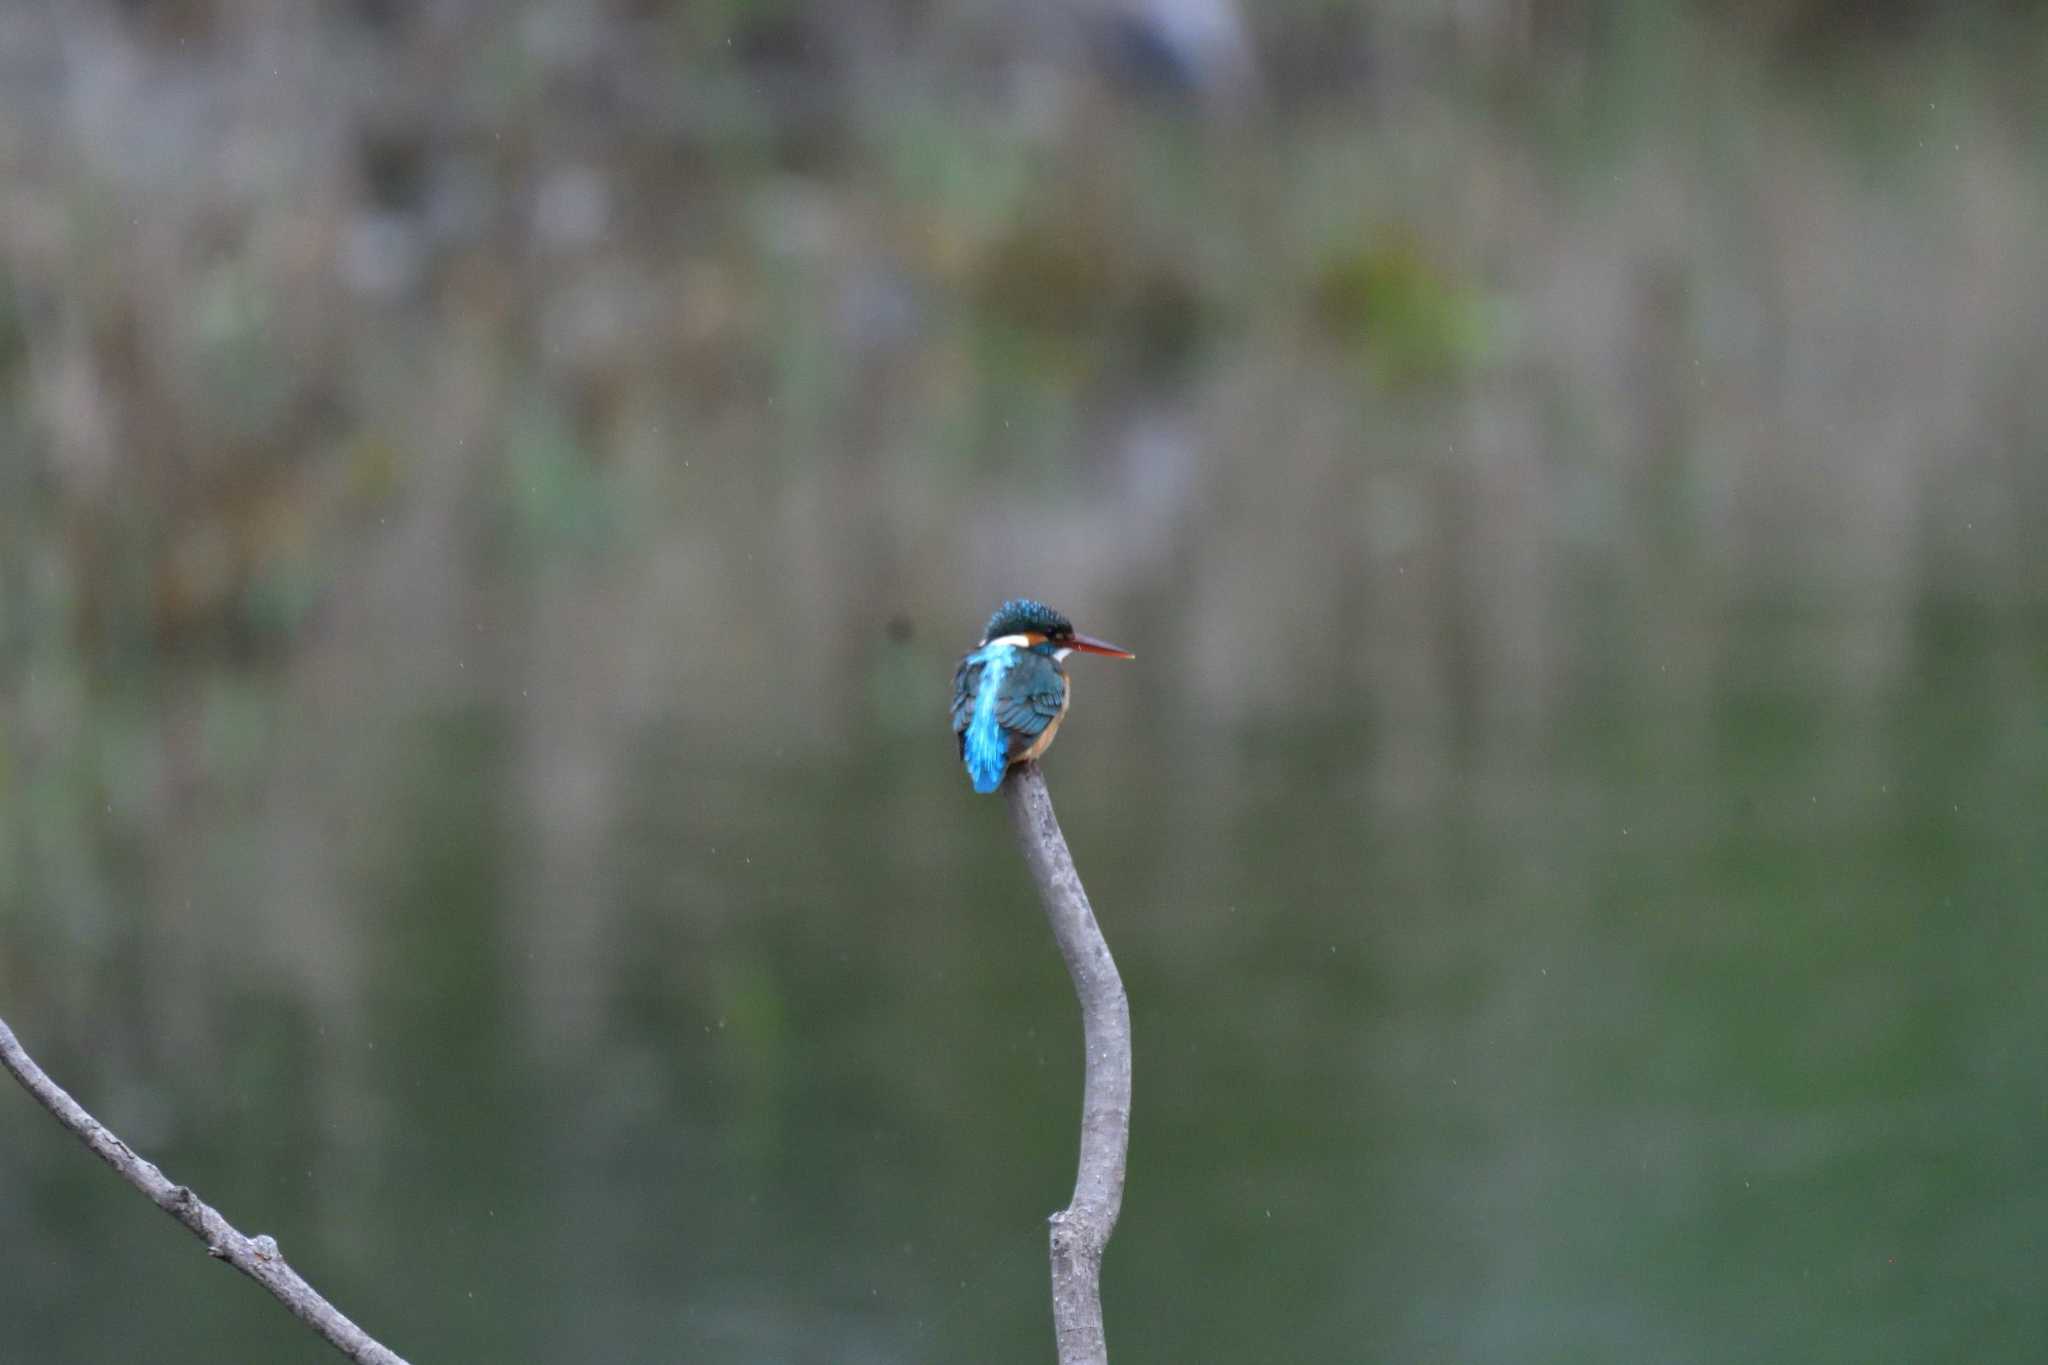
[1015,680,1070,764]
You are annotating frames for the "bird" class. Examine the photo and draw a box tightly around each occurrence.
[952,599,1134,794]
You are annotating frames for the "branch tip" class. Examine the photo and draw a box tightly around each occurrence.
[1,1014,413,1365]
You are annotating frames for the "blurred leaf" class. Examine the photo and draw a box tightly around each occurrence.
[1310,231,1491,385]
[502,395,619,552]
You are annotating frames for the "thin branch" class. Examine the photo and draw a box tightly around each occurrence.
[0,1014,411,1365]
[1004,761,1132,1365]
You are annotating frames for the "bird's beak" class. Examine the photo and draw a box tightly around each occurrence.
[1069,633,1135,659]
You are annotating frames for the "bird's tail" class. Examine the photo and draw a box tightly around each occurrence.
[967,749,1007,793]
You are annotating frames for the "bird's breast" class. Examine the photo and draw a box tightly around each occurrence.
[1017,675,1071,762]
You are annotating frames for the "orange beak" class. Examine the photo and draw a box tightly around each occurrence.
[1069,633,1135,659]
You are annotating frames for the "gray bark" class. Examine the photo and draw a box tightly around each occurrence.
[1004,761,1133,1365]
[0,1015,410,1365]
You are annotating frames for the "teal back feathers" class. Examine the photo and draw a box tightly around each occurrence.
[958,643,1021,792]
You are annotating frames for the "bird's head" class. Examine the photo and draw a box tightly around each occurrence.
[981,598,1134,660]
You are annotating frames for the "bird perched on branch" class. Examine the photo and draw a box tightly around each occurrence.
[952,599,1134,794]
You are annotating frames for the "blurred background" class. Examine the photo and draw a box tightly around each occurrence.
[3,1,2046,1361]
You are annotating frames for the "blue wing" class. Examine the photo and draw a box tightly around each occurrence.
[996,655,1066,739]
[950,657,979,737]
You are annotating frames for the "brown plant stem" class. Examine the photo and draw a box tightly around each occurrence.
[0,1014,411,1365]
[1004,761,1132,1365]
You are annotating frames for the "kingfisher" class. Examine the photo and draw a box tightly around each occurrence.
[952,599,1134,793]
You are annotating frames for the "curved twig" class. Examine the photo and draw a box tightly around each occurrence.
[1004,761,1132,1365]
[0,1015,410,1365]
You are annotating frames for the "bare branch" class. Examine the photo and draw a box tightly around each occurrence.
[1004,761,1132,1365]
[0,1014,411,1365]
